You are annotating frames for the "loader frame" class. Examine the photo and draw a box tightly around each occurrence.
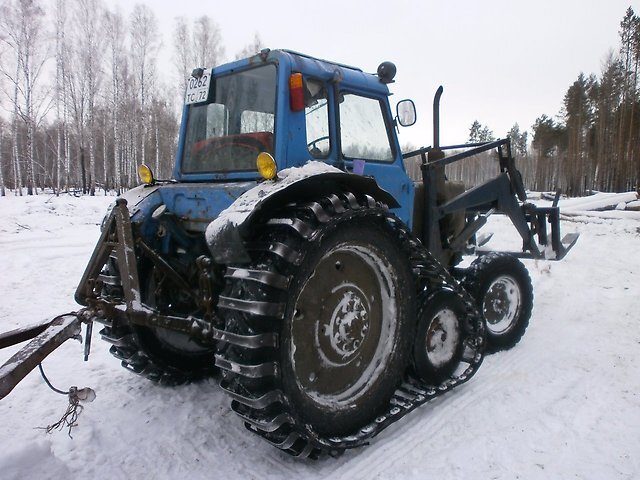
[404,86,578,264]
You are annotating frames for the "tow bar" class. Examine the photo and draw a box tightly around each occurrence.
[0,310,93,400]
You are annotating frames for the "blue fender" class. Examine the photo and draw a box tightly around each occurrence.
[205,163,398,263]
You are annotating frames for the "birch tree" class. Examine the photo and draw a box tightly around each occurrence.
[193,15,224,68]
[0,11,23,194]
[104,7,126,193]
[0,0,52,195]
[0,121,5,196]
[173,16,193,99]
[66,0,104,195]
[130,4,159,169]
[54,0,69,193]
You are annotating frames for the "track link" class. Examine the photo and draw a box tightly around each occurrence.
[214,192,486,457]
[95,317,195,386]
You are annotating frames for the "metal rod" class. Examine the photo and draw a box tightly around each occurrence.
[402,141,499,160]
[0,320,53,350]
[426,138,510,169]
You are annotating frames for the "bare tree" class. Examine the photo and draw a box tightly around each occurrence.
[65,0,104,195]
[0,120,5,196]
[173,16,193,95]
[193,15,224,67]
[0,22,24,194]
[235,32,264,60]
[130,3,159,169]
[104,6,127,193]
[0,0,52,195]
[54,0,69,193]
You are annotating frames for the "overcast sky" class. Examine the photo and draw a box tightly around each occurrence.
[108,0,637,148]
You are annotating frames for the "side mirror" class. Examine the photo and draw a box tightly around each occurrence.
[396,99,416,127]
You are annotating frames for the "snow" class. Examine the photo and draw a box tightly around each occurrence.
[0,191,639,479]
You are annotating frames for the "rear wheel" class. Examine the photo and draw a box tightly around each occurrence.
[462,253,533,352]
[133,267,216,379]
[216,193,416,451]
[282,216,415,435]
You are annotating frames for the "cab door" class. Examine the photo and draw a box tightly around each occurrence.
[336,90,414,226]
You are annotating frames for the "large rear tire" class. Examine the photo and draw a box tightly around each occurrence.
[462,253,533,352]
[216,192,416,451]
[281,215,415,435]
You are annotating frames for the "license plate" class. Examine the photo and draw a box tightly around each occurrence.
[185,71,211,105]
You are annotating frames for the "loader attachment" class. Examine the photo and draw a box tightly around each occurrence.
[403,86,579,265]
[0,313,84,400]
[405,138,579,263]
[518,203,580,260]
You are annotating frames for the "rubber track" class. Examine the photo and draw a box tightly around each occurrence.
[94,272,204,386]
[214,192,486,458]
[96,317,197,386]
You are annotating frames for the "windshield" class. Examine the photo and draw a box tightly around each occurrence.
[181,64,277,174]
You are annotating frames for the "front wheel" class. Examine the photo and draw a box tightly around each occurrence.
[462,253,533,352]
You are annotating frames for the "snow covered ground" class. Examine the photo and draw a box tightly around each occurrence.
[0,192,638,479]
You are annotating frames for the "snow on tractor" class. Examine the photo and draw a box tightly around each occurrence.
[0,49,578,457]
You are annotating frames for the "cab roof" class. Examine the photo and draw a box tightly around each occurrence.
[213,48,392,98]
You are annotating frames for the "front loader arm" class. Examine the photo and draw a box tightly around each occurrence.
[408,138,579,262]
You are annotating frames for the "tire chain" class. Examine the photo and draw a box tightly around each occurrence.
[215,191,486,458]
[98,318,197,386]
[94,267,211,386]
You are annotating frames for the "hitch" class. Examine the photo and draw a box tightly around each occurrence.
[0,310,92,400]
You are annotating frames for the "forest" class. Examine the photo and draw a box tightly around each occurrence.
[458,7,640,196]
[0,0,261,196]
[0,1,638,197]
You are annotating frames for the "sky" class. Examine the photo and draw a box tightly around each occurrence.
[74,0,640,148]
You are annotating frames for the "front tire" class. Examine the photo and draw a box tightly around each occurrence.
[133,267,216,380]
[462,253,533,352]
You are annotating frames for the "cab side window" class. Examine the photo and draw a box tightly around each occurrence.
[339,93,393,162]
[304,79,330,158]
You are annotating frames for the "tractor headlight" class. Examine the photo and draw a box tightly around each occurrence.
[256,152,277,180]
[138,164,155,185]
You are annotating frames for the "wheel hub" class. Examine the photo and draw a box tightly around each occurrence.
[483,275,521,334]
[326,286,370,360]
[425,309,460,368]
[290,244,396,407]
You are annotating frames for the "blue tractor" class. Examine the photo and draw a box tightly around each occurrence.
[0,49,578,457]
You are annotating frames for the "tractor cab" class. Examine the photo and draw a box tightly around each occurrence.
[174,49,416,227]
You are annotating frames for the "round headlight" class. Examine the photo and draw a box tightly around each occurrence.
[256,152,277,180]
[138,164,154,185]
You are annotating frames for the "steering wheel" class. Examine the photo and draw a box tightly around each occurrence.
[307,135,330,157]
